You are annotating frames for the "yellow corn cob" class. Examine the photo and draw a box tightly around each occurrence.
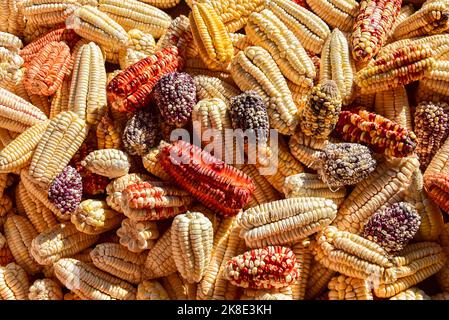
[333,157,419,234]
[231,46,299,135]
[105,173,151,212]
[160,272,189,300]
[389,287,431,300]
[96,113,122,150]
[137,280,170,300]
[383,33,449,55]
[90,242,145,284]
[71,199,122,235]
[22,0,86,27]
[28,278,63,300]
[404,169,444,241]
[29,111,87,190]
[66,5,129,51]
[97,0,171,38]
[171,211,214,284]
[0,87,48,133]
[305,260,335,299]
[141,147,171,181]
[183,57,234,84]
[283,173,347,208]
[194,75,240,106]
[289,130,329,170]
[0,31,22,52]
[328,275,374,300]
[49,77,70,119]
[246,9,315,90]
[0,262,29,300]
[320,29,356,105]
[189,2,234,71]
[54,258,136,300]
[241,287,292,300]
[144,227,177,279]
[238,197,337,248]
[291,239,313,300]
[125,29,155,55]
[0,0,26,36]
[81,149,130,179]
[306,0,359,32]
[68,42,107,125]
[387,4,415,42]
[30,223,99,265]
[116,218,159,253]
[374,86,412,130]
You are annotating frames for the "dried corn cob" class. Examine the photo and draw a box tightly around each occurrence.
[68,41,107,125]
[333,157,418,234]
[420,60,449,99]
[28,278,63,300]
[423,173,449,213]
[387,4,415,42]
[183,57,233,83]
[155,15,197,57]
[29,111,87,189]
[97,0,171,38]
[116,218,158,253]
[71,199,122,235]
[290,239,313,300]
[160,272,189,300]
[137,280,170,300]
[0,1,26,36]
[159,140,255,217]
[424,131,449,178]
[96,113,121,150]
[141,147,171,181]
[238,197,337,248]
[106,173,151,212]
[144,227,177,279]
[241,287,292,300]
[355,43,435,94]
[229,33,252,54]
[328,275,373,300]
[0,242,14,267]
[107,46,182,113]
[239,164,281,208]
[125,28,155,54]
[22,0,89,27]
[81,149,130,179]
[194,75,240,106]
[0,262,29,300]
[374,86,412,131]
[289,130,328,170]
[30,223,99,265]
[54,258,136,300]
[389,287,431,300]
[231,46,299,135]
[305,0,359,32]
[49,77,70,119]
[4,214,41,275]
[122,110,159,156]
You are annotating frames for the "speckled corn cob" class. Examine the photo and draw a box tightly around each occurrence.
[0,262,29,300]
[289,130,328,170]
[231,46,299,135]
[387,4,415,42]
[71,199,122,235]
[144,227,177,279]
[122,109,159,156]
[29,111,87,189]
[107,46,182,113]
[81,149,130,179]
[22,0,85,27]
[28,278,63,300]
[171,211,213,283]
[0,1,26,36]
[0,87,48,133]
[355,43,435,94]
[141,147,171,181]
[374,86,412,131]
[245,9,315,90]
[320,29,355,105]
[374,242,447,298]
[68,42,107,125]
[106,173,151,212]
[4,214,41,275]
[30,223,99,265]
[423,173,449,213]
[120,181,192,221]
[328,275,373,300]
[194,75,240,106]
[238,198,337,248]
[54,258,136,300]
[333,157,418,234]
[97,0,171,38]
[159,140,255,217]
[335,110,417,158]
[389,287,431,300]
[116,218,159,253]
[305,0,359,32]
[189,2,233,71]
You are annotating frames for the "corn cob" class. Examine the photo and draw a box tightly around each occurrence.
[374,242,447,298]
[0,32,22,53]
[107,46,182,113]
[137,280,170,300]
[355,43,435,94]
[289,130,328,170]
[160,272,189,300]
[238,197,337,248]
[0,129,16,149]
[81,149,130,179]
[328,275,374,300]
[0,240,14,266]
[49,77,70,119]
[159,140,255,217]
[189,2,233,71]
[54,258,136,300]
[155,15,197,58]
[116,218,158,253]
[96,113,121,150]
[0,87,48,133]
[124,28,156,54]
[231,46,299,135]
[0,64,23,94]
[22,0,86,27]
[68,42,107,125]
[105,173,151,212]
[97,0,171,38]
[423,173,449,213]
[4,214,41,275]
[305,0,359,32]
[29,111,87,189]
[194,75,240,106]
[241,287,292,300]
[141,147,171,181]
[28,278,63,300]
[420,60,449,98]
[120,181,193,221]
[0,262,29,300]
[71,199,122,235]
[0,1,26,36]
[424,130,449,178]
[374,86,412,131]
[119,47,149,70]
[245,9,315,90]
[387,4,415,42]
[229,33,252,54]
[30,223,99,265]
[183,57,233,84]
[0,194,12,219]
[333,157,418,234]
[290,239,313,300]
[144,227,177,279]
[23,22,59,44]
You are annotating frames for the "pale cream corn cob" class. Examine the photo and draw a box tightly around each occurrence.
[137,280,170,300]
[119,29,156,69]
[420,60,449,98]
[81,149,130,179]
[229,32,252,54]
[105,173,152,212]
[291,239,313,300]
[54,258,136,300]
[328,275,374,300]
[144,227,177,279]
[140,0,180,9]
[289,130,329,170]
[194,76,240,106]
[241,287,293,300]
[374,86,412,130]
[28,278,63,300]
[29,111,87,190]
[305,0,359,32]
[183,57,234,84]
[116,218,159,253]
[0,0,26,36]
[245,9,316,90]
[22,0,89,27]
[0,263,29,300]
[30,223,99,265]
[389,287,431,300]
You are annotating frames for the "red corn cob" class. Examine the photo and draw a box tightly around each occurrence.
[224,246,299,289]
[335,109,417,158]
[351,0,402,62]
[20,27,79,65]
[107,46,183,113]
[424,174,449,213]
[158,140,255,217]
[23,41,72,96]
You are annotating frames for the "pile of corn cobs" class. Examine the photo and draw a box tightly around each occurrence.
[1,0,449,301]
